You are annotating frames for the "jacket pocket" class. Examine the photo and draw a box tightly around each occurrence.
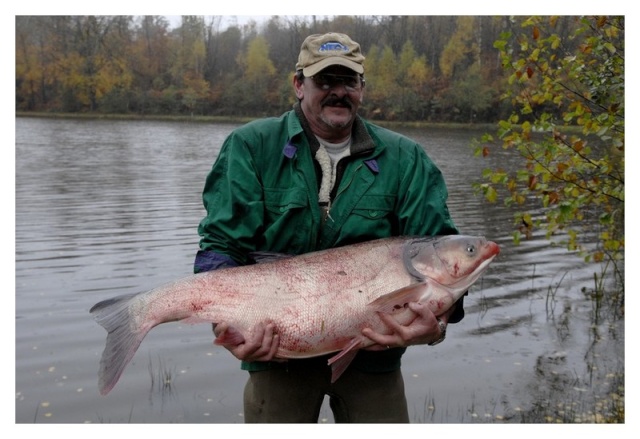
[351,194,395,219]
[340,194,397,239]
[264,187,308,214]
[262,187,311,251]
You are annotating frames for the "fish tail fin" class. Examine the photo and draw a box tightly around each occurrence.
[90,294,150,395]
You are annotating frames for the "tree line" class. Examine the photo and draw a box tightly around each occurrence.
[16,15,587,123]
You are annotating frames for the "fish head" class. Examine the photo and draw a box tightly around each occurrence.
[406,235,500,292]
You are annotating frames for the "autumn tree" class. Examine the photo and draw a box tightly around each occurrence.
[212,25,243,77]
[131,16,171,90]
[364,44,402,119]
[263,16,311,73]
[397,41,432,120]
[16,16,133,112]
[16,16,51,110]
[475,16,624,274]
[233,35,278,114]
[56,16,134,111]
[168,16,211,114]
[438,16,494,122]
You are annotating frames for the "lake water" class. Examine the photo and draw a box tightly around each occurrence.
[14,116,624,424]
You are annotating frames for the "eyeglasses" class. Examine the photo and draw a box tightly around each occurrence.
[310,73,364,92]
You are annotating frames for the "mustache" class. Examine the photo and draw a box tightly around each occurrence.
[322,95,353,108]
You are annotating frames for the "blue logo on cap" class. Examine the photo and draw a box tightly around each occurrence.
[319,42,348,52]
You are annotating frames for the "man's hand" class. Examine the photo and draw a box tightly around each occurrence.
[213,321,281,362]
[361,302,452,350]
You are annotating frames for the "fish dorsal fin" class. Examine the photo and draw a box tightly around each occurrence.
[367,282,431,313]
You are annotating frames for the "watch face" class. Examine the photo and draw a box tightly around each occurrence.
[429,319,447,346]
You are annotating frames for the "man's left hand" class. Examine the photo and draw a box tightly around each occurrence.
[361,302,451,350]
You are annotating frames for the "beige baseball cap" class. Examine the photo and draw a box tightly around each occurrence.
[295,32,365,77]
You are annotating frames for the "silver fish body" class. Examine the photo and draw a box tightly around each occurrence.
[91,235,499,395]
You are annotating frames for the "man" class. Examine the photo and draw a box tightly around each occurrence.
[195,32,463,423]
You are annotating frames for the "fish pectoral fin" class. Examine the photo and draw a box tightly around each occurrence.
[327,338,361,383]
[367,282,431,313]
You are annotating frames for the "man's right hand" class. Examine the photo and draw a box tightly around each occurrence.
[213,321,281,362]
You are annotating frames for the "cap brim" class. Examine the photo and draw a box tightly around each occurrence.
[302,57,364,77]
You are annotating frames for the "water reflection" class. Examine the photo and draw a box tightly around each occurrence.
[15,118,623,423]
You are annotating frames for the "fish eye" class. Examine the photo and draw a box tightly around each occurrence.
[466,244,476,255]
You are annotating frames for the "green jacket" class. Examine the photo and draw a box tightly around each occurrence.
[196,103,460,373]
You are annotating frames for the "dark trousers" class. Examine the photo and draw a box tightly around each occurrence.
[242,358,409,423]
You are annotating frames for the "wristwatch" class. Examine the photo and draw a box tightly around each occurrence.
[428,319,447,346]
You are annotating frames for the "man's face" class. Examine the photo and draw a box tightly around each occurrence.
[294,66,364,141]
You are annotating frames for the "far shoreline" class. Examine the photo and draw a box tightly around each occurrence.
[15,111,498,131]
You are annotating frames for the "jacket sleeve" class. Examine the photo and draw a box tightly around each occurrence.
[396,142,466,323]
[395,142,458,237]
[194,250,239,274]
[195,130,264,271]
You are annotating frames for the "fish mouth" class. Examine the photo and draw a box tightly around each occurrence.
[487,241,501,257]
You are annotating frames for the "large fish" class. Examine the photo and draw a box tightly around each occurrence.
[91,235,499,395]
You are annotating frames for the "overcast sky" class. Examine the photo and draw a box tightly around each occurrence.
[165,15,273,30]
